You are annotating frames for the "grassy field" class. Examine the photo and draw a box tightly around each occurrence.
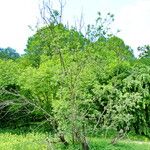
[0,129,150,150]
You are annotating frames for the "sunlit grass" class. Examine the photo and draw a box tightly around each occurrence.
[0,129,150,150]
[0,130,47,150]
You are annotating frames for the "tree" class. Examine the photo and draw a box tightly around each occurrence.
[138,45,150,58]
[24,24,86,67]
[137,45,150,66]
[0,47,20,60]
[1,1,150,149]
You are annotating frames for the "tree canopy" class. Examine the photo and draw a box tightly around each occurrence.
[0,47,20,60]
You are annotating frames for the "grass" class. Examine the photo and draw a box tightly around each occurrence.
[0,129,150,150]
[89,138,150,150]
[0,130,47,150]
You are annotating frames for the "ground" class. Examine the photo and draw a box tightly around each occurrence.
[0,129,150,150]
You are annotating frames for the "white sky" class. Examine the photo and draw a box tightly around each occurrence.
[0,0,150,56]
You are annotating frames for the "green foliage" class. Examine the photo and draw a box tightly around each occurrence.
[122,65,150,136]
[86,12,115,41]
[0,60,20,87]
[138,45,150,58]
[0,11,150,145]
[24,24,86,67]
[0,47,20,60]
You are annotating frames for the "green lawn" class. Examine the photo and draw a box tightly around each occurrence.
[0,130,149,150]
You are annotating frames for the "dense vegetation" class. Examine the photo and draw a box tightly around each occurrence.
[0,9,149,149]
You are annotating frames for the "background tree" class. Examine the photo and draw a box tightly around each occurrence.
[0,47,20,60]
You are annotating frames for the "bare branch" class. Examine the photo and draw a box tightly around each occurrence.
[58,0,66,23]
[78,11,85,32]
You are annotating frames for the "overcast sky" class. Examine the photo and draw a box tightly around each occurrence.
[0,0,150,56]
